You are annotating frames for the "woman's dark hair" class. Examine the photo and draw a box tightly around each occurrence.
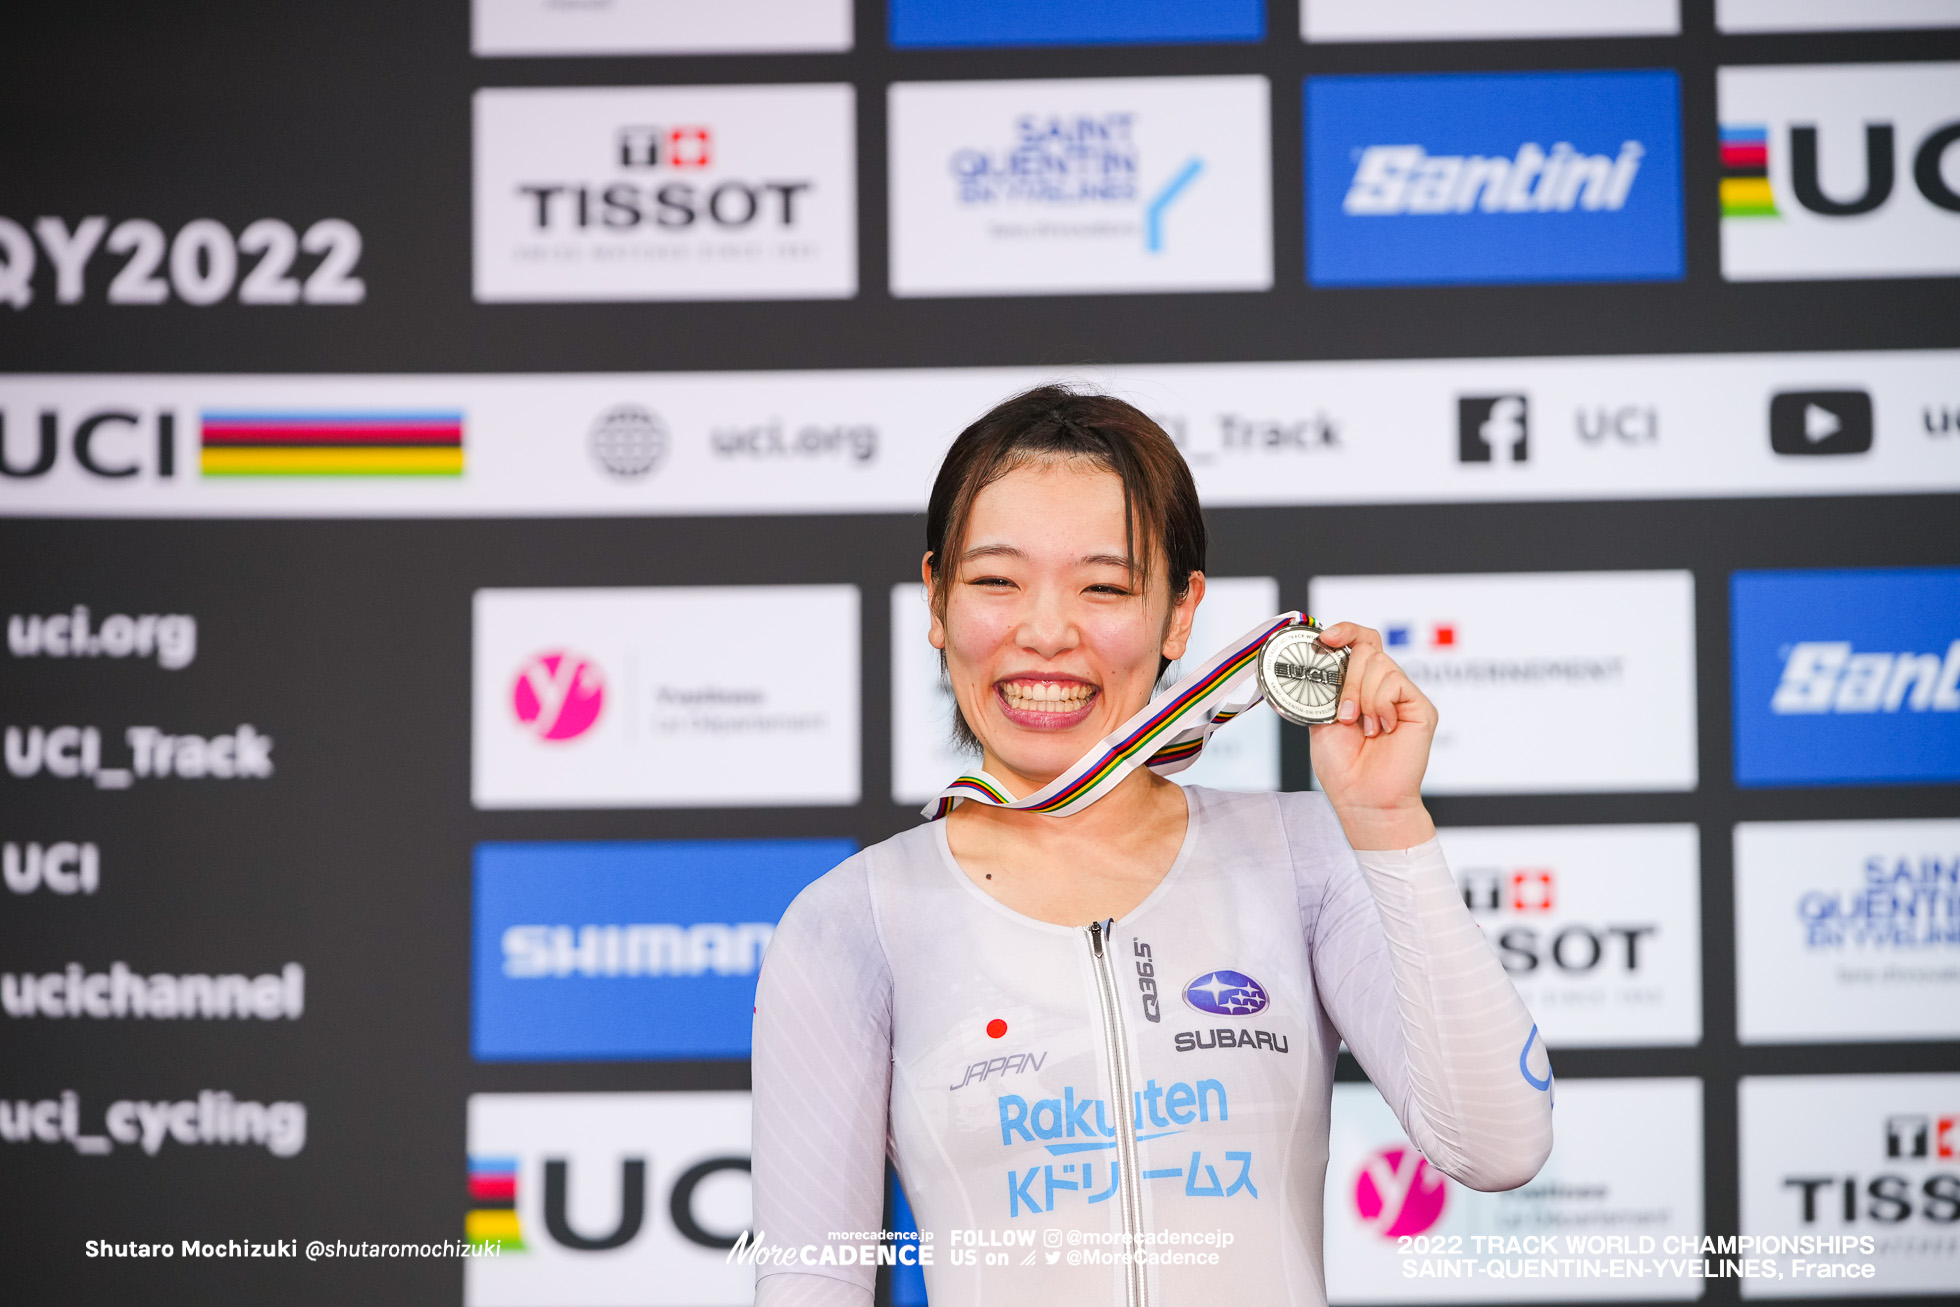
[925,384,1208,751]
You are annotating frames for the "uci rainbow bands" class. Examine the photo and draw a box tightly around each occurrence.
[924,612,1305,820]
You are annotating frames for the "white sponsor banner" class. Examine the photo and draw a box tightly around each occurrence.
[1304,0,1678,42]
[1735,819,1960,1044]
[1720,64,1960,281]
[1738,1074,1960,1298]
[472,586,859,809]
[888,76,1272,297]
[2,349,1956,517]
[1439,824,1702,1048]
[890,576,1280,805]
[1718,1,1960,33]
[473,0,851,55]
[465,1091,752,1307]
[1307,572,1697,795]
[473,85,855,302]
[1327,1078,1704,1302]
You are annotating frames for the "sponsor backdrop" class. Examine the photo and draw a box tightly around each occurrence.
[0,3,1954,1306]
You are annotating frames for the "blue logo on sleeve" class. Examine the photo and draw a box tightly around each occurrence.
[891,1,1262,49]
[472,838,855,1061]
[1305,71,1684,287]
[1733,568,1960,787]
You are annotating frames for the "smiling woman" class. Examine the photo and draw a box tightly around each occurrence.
[749,386,1555,1307]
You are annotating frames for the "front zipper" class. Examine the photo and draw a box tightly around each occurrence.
[1087,919,1147,1307]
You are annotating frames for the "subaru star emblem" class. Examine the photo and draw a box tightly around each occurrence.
[1182,970,1269,1017]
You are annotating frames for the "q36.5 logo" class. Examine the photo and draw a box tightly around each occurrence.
[512,652,606,742]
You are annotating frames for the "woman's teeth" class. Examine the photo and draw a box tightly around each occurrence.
[1002,681,1096,713]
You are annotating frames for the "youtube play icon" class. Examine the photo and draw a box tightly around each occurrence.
[1769,390,1873,456]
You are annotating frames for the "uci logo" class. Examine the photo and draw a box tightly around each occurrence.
[467,1154,751,1253]
[0,409,177,480]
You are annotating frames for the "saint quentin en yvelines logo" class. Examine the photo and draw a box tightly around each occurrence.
[1355,1144,1448,1238]
[511,651,605,741]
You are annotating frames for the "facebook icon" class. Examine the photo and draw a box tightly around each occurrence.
[1459,395,1529,463]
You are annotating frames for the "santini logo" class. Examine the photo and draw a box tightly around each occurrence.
[1772,641,1960,715]
[1346,141,1644,216]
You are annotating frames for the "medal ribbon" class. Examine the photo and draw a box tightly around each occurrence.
[923,612,1305,820]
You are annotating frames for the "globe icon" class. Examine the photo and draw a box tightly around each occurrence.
[589,404,668,479]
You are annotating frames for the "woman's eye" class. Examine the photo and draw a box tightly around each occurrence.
[1086,585,1132,597]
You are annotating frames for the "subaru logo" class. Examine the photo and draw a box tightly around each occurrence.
[1182,970,1269,1017]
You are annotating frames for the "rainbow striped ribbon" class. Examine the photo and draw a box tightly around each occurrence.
[923,611,1305,820]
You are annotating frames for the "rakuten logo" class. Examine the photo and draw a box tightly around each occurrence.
[513,652,605,741]
[1771,641,1960,715]
[1345,140,1645,215]
[1354,1144,1447,1237]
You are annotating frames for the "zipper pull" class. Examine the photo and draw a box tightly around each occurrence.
[1089,920,1105,958]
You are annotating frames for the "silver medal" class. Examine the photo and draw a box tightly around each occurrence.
[1256,621,1349,727]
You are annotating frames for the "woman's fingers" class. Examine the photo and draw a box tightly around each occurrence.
[1357,649,1403,736]
[1319,621,1429,739]
[1323,623,1381,728]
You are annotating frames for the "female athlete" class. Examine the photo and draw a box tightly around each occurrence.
[751,387,1553,1306]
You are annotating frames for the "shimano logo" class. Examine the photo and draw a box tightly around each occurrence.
[501,923,774,978]
[1771,641,1960,715]
[1344,141,1645,216]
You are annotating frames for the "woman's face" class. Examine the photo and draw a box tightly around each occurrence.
[926,457,1204,789]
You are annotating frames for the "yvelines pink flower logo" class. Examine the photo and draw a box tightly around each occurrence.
[1354,1144,1448,1237]
[511,651,605,741]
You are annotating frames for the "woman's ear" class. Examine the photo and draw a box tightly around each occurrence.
[922,552,947,651]
[1160,571,1207,661]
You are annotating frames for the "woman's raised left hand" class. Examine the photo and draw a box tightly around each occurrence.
[1305,623,1439,851]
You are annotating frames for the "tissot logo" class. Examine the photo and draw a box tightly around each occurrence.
[618,126,711,170]
[1886,1113,1958,1161]
[1770,390,1873,455]
[473,85,857,303]
[1458,395,1529,463]
[1462,867,1659,977]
